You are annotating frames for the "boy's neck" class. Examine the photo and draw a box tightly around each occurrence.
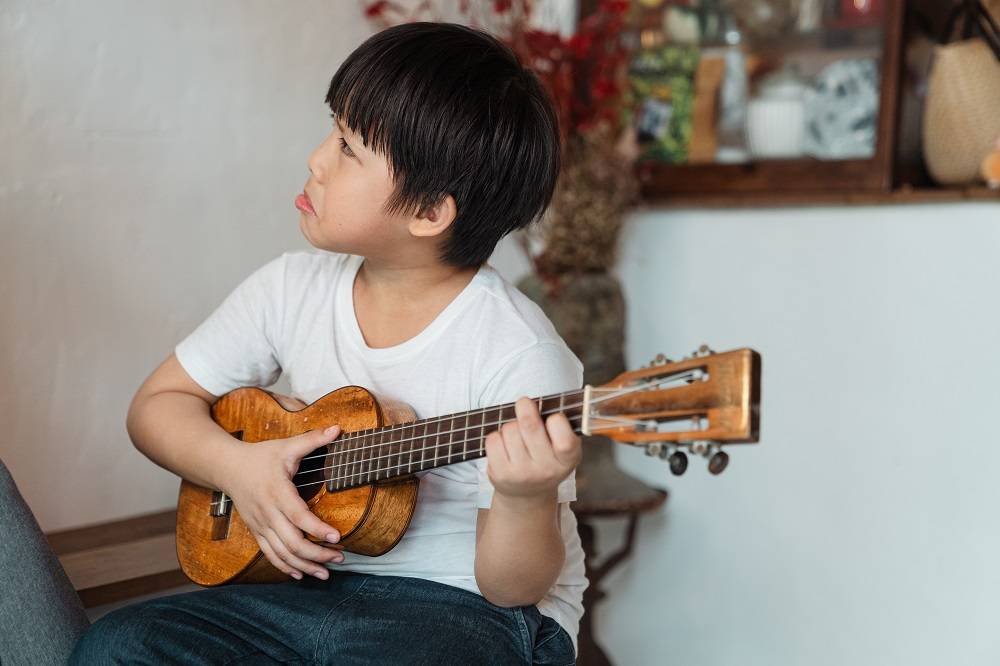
[350,256,480,349]
[355,257,478,306]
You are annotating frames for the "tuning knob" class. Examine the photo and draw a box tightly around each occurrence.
[668,450,688,476]
[708,450,729,475]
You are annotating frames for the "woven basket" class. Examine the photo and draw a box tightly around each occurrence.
[923,1,1000,185]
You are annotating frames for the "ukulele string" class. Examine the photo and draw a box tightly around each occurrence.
[289,371,695,467]
[296,411,597,486]
[288,388,583,466]
[209,412,634,510]
[210,375,695,510]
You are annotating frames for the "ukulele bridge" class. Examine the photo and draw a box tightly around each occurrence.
[208,430,242,540]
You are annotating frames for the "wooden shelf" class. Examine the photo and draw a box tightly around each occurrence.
[737,23,884,57]
[641,186,1000,209]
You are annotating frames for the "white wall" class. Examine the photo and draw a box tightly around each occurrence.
[597,203,1000,666]
[3,2,1000,664]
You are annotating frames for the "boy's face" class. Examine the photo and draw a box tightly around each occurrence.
[297,117,412,259]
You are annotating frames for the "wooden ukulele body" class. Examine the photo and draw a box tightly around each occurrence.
[176,386,419,587]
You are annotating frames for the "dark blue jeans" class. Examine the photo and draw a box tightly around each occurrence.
[70,572,576,665]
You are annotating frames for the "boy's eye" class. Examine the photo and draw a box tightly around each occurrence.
[339,137,355,158]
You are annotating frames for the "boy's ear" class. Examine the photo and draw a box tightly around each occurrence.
[408,194,457,238]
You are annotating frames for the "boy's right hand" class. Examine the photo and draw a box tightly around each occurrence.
[222,425,345,581]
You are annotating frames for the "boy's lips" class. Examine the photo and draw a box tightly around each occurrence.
[295,192,316,216]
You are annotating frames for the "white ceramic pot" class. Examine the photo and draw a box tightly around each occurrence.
[746,97,806,158]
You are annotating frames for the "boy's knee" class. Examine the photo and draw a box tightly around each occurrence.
[69,606,155,664]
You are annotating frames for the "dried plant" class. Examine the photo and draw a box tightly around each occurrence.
[523,123,640,278]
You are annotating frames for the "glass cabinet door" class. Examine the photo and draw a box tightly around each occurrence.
[617,0,902,197]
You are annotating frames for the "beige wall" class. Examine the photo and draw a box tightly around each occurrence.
[1,0,374,529]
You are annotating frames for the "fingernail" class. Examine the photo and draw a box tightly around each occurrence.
[315,570,328,580]
[290,571,302,580]
[324,425,340,436]
[326,532,340,543]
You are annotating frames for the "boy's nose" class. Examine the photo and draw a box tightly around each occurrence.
[307,146,325,182]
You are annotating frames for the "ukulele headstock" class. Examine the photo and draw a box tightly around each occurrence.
[582,346,761,476]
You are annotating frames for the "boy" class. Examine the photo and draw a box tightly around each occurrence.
[71,22,585,665]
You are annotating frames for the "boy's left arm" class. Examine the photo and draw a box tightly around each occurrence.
[474,397,582,608]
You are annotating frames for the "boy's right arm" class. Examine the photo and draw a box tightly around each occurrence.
[125,353,344,580]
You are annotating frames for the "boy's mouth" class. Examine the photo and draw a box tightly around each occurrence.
[295,192,316,216]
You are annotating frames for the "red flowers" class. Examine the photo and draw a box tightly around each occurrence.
[361,0,633,140]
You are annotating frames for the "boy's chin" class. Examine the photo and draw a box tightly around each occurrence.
[299,227,346,255]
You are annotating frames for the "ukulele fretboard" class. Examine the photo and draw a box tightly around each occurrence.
[323,389,586,490]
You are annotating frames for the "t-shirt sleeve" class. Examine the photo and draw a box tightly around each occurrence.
[475,341,584,509]
[174,256,286,397]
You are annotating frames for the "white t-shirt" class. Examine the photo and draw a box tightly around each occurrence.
[175,250,588,650]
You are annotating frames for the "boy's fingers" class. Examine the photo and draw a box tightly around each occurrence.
[514,398,551,460]
[312,425,341,445]
[265,527,328,579]
[484,432,509,465]
[545,414,581,467]
[293,426,341,450]
[256,533,301,579]
[272,514,343,567]
[280,427,340,471]
[499,422,529,465]
[280,485,340,543]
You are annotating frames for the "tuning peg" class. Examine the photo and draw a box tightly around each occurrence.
[669,450,688,476]
[691,344,715,358]
[708,450,729,475]
[649,353,673,366]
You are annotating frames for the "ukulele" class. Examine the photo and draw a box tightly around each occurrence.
[176,345,761,586]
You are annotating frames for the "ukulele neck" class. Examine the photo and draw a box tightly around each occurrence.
[326,389,587,491]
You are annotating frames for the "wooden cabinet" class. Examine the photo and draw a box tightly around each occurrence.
[583,0,999,206]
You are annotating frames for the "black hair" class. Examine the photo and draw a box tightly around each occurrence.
[325,22,561,269]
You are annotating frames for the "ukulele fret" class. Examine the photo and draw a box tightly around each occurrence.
[371,429,380,483]
[331,443,341,491]
[378,428,388,482]
[375,428,397,481]
[396,424,407,477]
[480,406,487,454]
[345,432,354,489]
[431,418,440,471]
[462,412,469,462]
[445,415,454,465]
[419,421,428,472]
[355,430,363,486]
[408,423,416,474]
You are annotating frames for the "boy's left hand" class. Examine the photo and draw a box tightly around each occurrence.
[484,397,582,500]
